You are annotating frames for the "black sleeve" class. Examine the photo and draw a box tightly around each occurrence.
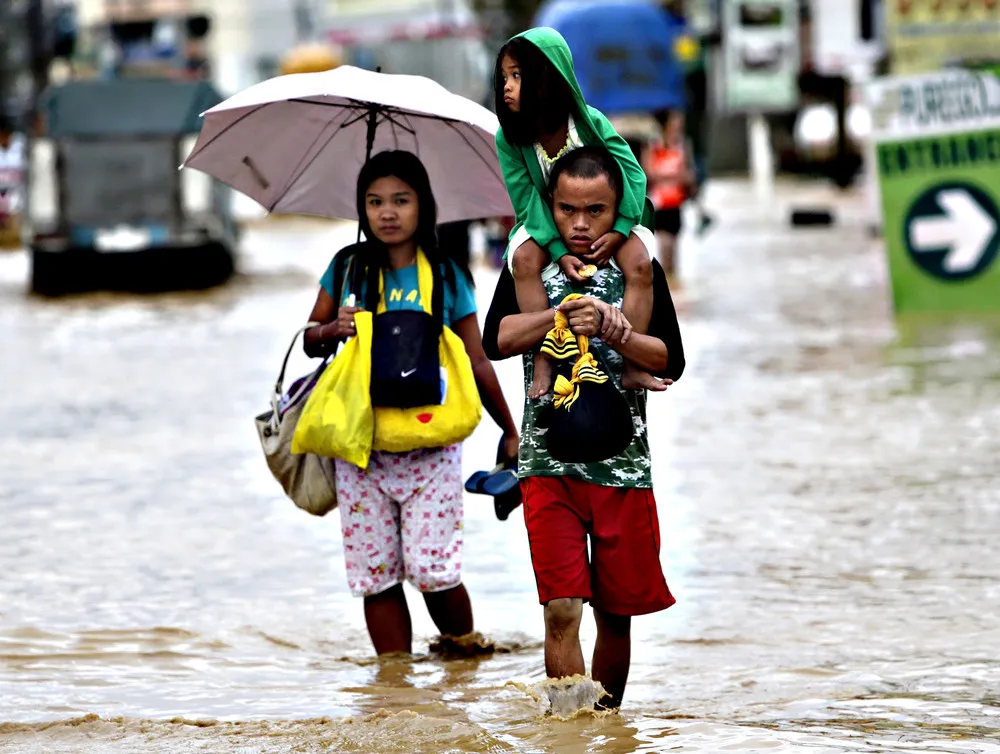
[482,266,519,362]
[649,259,685,381]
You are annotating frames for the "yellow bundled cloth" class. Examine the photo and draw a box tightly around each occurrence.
[543,293,610,411]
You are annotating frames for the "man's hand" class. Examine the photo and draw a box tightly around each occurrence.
[597,301,633,345]
[557,254,590,283]
[559,297,633,344]
[583,231,626,266]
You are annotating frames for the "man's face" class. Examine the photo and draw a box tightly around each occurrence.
[552,173,617,253]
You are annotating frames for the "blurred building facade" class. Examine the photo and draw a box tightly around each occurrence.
[75,0,324,94]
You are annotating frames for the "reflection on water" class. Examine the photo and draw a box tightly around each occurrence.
[2,183,999,752]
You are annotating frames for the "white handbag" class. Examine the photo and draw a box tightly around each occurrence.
[255,323,338,516]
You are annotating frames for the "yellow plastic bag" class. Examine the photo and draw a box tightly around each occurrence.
[372,251,483,452]
[291,310,374,469]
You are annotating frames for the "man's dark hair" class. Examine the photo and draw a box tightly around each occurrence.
[547,146,624,206]
[493,37,578,147]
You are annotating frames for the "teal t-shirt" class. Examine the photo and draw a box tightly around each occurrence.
[319,258,476,328]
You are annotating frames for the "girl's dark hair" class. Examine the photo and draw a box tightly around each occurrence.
[352,150,470,309]
[494,37,577,147]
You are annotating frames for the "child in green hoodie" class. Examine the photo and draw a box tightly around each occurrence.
[494,28,666,399]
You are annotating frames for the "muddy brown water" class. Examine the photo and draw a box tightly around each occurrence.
[1,181,999,752]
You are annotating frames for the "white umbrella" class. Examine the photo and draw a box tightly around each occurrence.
[182,66,513,225]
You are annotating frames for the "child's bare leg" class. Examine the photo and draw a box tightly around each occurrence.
[512,240,554,399]
[616,235,667,392]
[657,231,678,279]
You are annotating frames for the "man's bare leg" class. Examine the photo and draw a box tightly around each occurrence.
[543,598,585,678]
[591,608,631,710]
[617,235,667,392]
[512,240,555,399]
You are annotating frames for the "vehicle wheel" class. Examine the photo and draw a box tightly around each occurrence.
[30,247,78,296]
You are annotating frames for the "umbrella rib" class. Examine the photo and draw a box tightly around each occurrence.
[184,103,268,164]
[268,104,356,212]
[440,120,506,184]
[381,111,416,137]
[291,98,454,133]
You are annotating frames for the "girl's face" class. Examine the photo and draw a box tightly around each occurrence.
[500,53,521,113]
[365,175,419,248]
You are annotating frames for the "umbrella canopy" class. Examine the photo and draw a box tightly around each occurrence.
[183,66,513,224]
[534,0,686,116]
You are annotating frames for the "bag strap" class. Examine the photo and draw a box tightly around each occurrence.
[330,249,356,307]
[375,249,445,332]
[266,253,357,427]
[267,322,321,428]
[273,322,320,395]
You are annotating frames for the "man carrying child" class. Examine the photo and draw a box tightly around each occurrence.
[484,146,685,710]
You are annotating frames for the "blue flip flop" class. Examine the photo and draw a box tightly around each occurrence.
[464,470,489,495]
[480,467,519,497]
[464,465,519,497]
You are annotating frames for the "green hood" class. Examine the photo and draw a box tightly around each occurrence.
[513,27,599,144]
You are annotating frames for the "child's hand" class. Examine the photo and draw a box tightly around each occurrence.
[584,231,626,266]
[557,254,590,283]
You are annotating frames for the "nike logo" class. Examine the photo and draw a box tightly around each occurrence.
[401,369,417,378]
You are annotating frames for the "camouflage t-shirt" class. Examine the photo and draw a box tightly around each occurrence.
[519,263,652,489]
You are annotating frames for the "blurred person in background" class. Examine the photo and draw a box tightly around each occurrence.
[644,109,695,279]
[661,0,714,236]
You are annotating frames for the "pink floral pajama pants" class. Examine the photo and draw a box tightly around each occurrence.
[334,444,464,598]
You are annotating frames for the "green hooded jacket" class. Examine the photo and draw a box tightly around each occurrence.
[496,27,653,262]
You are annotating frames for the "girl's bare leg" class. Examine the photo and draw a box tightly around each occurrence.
[657,231,677,279]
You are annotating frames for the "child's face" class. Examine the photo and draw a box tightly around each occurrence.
[364,175,420,248]
[500,53,521,113]
[552,173,617,253]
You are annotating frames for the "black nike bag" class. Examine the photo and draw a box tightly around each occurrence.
[370,309,441,408]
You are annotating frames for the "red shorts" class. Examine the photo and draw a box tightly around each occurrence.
[521,476,676,616]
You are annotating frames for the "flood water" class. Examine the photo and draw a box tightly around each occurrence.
[2,180,999,753]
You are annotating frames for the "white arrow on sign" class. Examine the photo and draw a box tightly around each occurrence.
[909,189,997,274]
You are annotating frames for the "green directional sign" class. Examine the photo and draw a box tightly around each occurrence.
[877,132,1000,312]
[869,71,1000,314]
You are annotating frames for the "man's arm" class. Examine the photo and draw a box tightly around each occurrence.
[558,297,667,374]
[608,331,668,374]
[498,309,556,358]
[483,265,681,376]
